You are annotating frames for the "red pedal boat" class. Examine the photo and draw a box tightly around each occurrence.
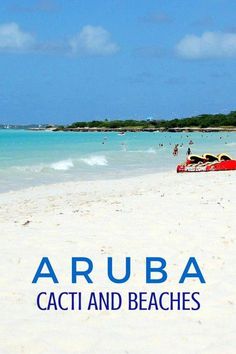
[177,153,236,173]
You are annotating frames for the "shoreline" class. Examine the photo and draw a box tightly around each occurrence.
[0,170,175,197]
[38,127,236,132]
[1,126,236,132]
[1,167,236,202]
[0,167,175,195]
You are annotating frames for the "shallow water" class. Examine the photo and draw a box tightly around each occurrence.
[0,129,235,192]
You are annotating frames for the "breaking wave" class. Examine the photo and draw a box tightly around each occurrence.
[50,159,74,171]
[80,155,108,166]
[13,159,74,173]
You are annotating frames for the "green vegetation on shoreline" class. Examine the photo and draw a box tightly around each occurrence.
[1,111,236,132]
[55,111,236,131]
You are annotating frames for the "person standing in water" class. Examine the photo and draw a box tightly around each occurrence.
[173,144,179,156]
[187,147,191,156]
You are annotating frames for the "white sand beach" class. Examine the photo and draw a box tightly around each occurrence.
[0,171,236,354]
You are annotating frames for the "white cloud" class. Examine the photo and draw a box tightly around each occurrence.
[0,23,35,52]
[176,31,236,59]
[0,23,119,57]
[69,25,119,56]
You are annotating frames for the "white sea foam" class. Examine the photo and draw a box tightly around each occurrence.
[128,148,156,153]
[147,148,156,153]
[14,165,43,173]
[50,159,74,171]
[81,155,108,166]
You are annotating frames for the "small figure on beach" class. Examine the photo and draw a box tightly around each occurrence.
[173,144,179,156]
[189,140,194,145]
[187,147,191,156]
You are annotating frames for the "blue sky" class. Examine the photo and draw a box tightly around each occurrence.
[0,0,236,124]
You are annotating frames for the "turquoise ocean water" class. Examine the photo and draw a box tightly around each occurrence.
[0,129,235,192]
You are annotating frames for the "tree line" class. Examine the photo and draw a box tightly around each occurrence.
[57,111,236,129]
